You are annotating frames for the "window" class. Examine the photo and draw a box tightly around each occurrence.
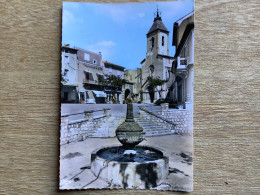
[150,37,154,49]
[64,56,69,63]
[80,92,85,102]
[181,43,188,58]
[97,74,104,84]
[93,60,97,64]
[85,72,94,83]
[85,91,89,99]
[166,70,170,79]
[130,75,132,80]
[138,77,141,83]
[64,69,69,79]
[162,36,164,46]
[109,67,112,73]
[117,71,120,76]
[84,53,90,61]
[64,92,68,101]
[149,65,154,76]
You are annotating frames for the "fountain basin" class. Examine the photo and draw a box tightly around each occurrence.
[91,146,169,189]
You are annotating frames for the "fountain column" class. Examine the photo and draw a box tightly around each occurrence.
[116,103,145,148]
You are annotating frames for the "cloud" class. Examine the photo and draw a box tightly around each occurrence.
[63,9,75,26]
[62,4,84,28]
[89,3,148,24]
[138,13,145,18]
[86,40,116,60]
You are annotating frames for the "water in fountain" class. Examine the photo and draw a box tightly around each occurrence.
[90,103,169,189]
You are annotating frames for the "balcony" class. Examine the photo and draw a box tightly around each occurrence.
[83,79,96,84]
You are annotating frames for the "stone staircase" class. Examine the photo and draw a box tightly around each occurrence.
[88,115,125,137]
[134,113,175,136]
[88,107,175,138]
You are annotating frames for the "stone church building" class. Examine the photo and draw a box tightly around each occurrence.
[140,10,174,103]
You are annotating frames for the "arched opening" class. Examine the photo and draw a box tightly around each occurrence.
[176,76,184,103]
[149,65,154,76]
[124,89,131,100]
[162,36,164,46]
[150,37,154,50]
[147,85,154,103]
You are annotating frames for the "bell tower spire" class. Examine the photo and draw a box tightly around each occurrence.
[154,5,161,21]
[146,6,169,56]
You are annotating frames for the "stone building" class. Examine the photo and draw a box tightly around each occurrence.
[103,61,125,104]
[140,9,174,103]
[78,49,106,104]
[61,45,107,104]
[123,68,142,102]
[171,12,194,110]
[61,46,127,104]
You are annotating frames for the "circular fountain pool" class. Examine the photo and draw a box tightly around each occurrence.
[91,146,169,189]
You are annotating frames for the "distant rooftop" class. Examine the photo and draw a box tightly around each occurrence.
[175,11,194,26]
[103,61,125,70]
[62,44,102,56]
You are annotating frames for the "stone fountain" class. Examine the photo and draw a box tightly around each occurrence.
[91,103,169,189]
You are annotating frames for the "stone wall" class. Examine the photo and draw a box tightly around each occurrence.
[139,107,175,133]
[161,109,193,134]
[60,109,111,145]
[140,103,193,134]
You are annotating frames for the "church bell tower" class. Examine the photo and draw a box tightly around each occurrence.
[146,7,169,57]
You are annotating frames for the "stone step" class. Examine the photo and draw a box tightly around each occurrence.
[145,132,174,137]
[96,128,117,132]
[142,126,171,130]
[144,130,173,134]
[103,120,123,123]
[89,134,115,138]
[140,126,167,130]
[88,113,175,138]
[134,119,154,122]
[100,123,122,127]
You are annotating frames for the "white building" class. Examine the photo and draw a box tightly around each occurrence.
[171,12,194,110]
[61,45,106,104]
[61,46,79,103]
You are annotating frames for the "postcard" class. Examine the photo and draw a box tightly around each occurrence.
[60,1,194,191]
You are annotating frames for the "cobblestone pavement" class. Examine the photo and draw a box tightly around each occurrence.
[60,134,193,191]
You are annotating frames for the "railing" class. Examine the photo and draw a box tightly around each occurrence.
[60,108,112,144]
[138,106,176,127]
[61,108,111,118]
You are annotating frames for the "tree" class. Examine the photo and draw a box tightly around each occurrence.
[61,71,68,84]
[147,76,168,98]
[98,74,127,88]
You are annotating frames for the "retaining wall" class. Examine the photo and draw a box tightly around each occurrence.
[139,103,193,134]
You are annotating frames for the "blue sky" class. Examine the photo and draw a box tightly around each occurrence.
[62,1,194,70]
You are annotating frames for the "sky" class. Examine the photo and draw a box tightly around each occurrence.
[62,1,194,70]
